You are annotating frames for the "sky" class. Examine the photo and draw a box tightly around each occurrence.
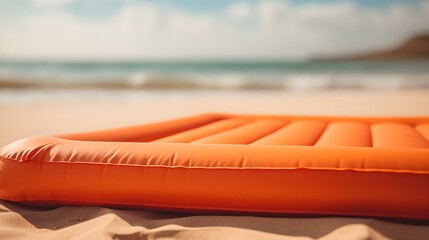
[0,0,428,61]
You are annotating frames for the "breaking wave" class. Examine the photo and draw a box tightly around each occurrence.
[1,72,429,90]
[1,60,429,90]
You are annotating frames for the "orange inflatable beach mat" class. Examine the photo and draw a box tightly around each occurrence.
[1,113,428,219]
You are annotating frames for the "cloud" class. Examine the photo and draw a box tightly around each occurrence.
[1,0,429,60]
[227,2,253,21]
[33,0,76,8]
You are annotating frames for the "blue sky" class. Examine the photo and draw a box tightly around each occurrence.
[2,0,423,17]
[0,0,428,60]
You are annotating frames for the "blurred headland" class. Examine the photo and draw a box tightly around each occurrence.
[315,33,429,61]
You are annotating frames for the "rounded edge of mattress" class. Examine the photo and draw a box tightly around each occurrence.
[1,136,429,175]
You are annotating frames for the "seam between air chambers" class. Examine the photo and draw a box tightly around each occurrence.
[310,122,329,146]
[368,123,374,148]
[414,124,429,146]
[147,117,229,142]
[1,156,428,175]
[189,119,258,143]
[183,119,257,143]
[247,122,290,145]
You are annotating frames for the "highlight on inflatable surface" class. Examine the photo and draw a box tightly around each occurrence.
[0,113,428,219]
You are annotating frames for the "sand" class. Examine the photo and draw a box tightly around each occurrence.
[1,201,422,240]
[1,89,429,146]
[0,89,429,239]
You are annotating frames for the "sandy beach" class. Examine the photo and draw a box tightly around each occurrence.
[1,0,429,238]
[0,89,428,240]
[1,89,429,146]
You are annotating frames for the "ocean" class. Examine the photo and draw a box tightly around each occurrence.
[1,60,429,91]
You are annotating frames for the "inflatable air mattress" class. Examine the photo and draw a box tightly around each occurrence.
[1,113,428,219]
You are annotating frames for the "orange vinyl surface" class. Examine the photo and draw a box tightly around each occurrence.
[0,113,429,219]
